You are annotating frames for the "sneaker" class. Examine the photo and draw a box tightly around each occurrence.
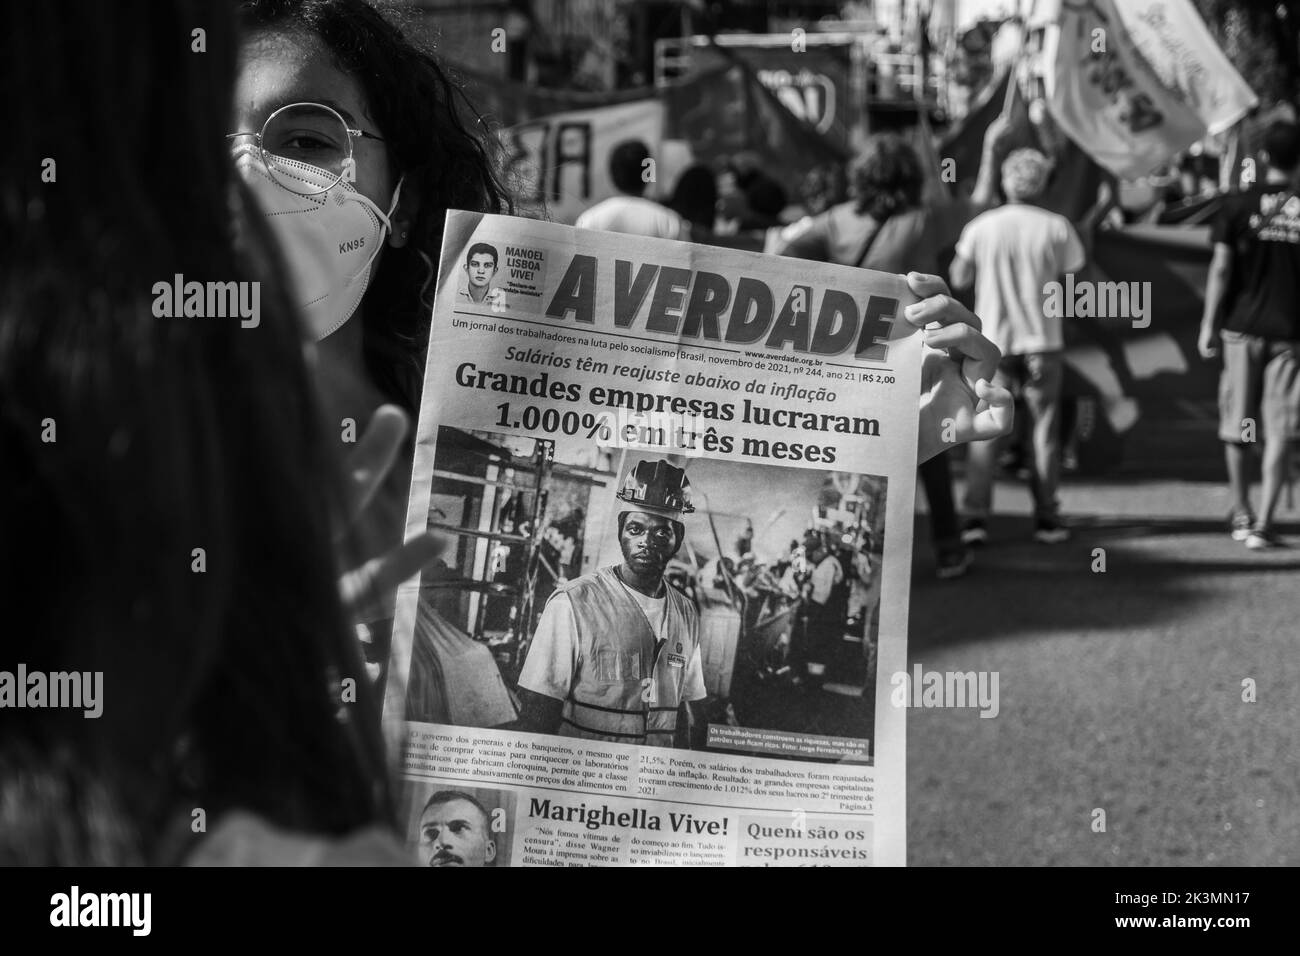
[935,544,974,580]
[1228,508,1255,542]
[1245,526,1286,550]
[961,519,988,546]
[1033,519,1071,544]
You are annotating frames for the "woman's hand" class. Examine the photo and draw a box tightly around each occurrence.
[904,273,1014,464]
[338,405,443,623]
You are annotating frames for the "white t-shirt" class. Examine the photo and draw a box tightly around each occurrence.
[519,585,707,703]
[954,204,1086,355]
[622,579,670,642]
[574,196,687,241]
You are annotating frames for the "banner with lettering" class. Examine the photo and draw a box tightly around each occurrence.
[500,98,666,225]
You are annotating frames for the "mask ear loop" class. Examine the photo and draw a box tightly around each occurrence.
[348,175,405,276]
[315,176,405,341]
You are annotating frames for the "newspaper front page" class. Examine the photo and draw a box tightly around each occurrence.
[382,211,921,867]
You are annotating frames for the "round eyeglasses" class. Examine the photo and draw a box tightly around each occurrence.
[227,102,385,196]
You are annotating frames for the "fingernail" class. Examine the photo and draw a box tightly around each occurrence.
[904,302,925,319]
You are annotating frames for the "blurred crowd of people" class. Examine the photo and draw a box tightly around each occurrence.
[578,102,1300,559]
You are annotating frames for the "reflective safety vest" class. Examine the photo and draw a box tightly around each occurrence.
[549,566,699,748]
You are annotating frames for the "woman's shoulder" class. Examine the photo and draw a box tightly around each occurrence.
[825,200,864,228]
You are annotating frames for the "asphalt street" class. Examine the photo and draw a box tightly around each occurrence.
[908,430,1300,866]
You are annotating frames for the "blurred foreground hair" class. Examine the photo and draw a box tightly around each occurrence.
[1,0,391,863]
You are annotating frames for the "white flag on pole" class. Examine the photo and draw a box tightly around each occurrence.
[1045,0,1257,179]
[1117,0,1257,136]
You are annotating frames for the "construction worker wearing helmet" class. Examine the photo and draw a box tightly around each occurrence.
[516,459,708,749]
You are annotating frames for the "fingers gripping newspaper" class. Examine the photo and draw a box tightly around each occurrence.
[382,211,921,867]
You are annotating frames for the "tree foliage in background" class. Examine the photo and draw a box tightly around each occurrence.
[1192,0,1300,106]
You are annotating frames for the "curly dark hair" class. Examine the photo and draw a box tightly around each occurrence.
[850,133,924,221]
[241,0,513,415]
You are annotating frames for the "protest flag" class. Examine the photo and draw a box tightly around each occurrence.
[1045,0,1256,180]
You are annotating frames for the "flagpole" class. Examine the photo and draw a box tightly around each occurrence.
[999,59,1019,120]
[1000,0,1038,119]
[913,0,948,199]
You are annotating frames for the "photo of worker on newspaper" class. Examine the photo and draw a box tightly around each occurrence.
[404,425,885,764]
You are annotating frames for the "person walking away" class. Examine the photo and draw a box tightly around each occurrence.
[950,148,1085,544]
[575,140,689,240]
[1198,121,1300,549]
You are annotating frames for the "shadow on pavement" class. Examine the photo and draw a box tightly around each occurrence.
[909,512,1300,654]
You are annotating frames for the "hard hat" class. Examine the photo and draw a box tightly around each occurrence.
[616,459,695,519]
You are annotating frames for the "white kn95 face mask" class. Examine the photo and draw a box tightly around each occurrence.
[234,144,403,341]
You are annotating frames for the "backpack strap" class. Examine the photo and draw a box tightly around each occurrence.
[852,215,886,268]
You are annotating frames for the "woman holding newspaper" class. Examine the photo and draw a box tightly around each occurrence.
[228,0,1013,664]
[4,0,1012,867]
[230,2,1009,519]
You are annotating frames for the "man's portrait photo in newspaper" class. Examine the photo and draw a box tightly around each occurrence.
[404,427,883,764]
[456,241,507,310]
[403,783,516,867]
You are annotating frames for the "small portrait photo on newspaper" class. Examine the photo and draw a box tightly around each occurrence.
[449,229,549,315]
[401,782,516,868]
[454,240,507,312]
[405,426,885,765]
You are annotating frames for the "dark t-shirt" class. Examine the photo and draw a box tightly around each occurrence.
[1211,183,1300,340]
